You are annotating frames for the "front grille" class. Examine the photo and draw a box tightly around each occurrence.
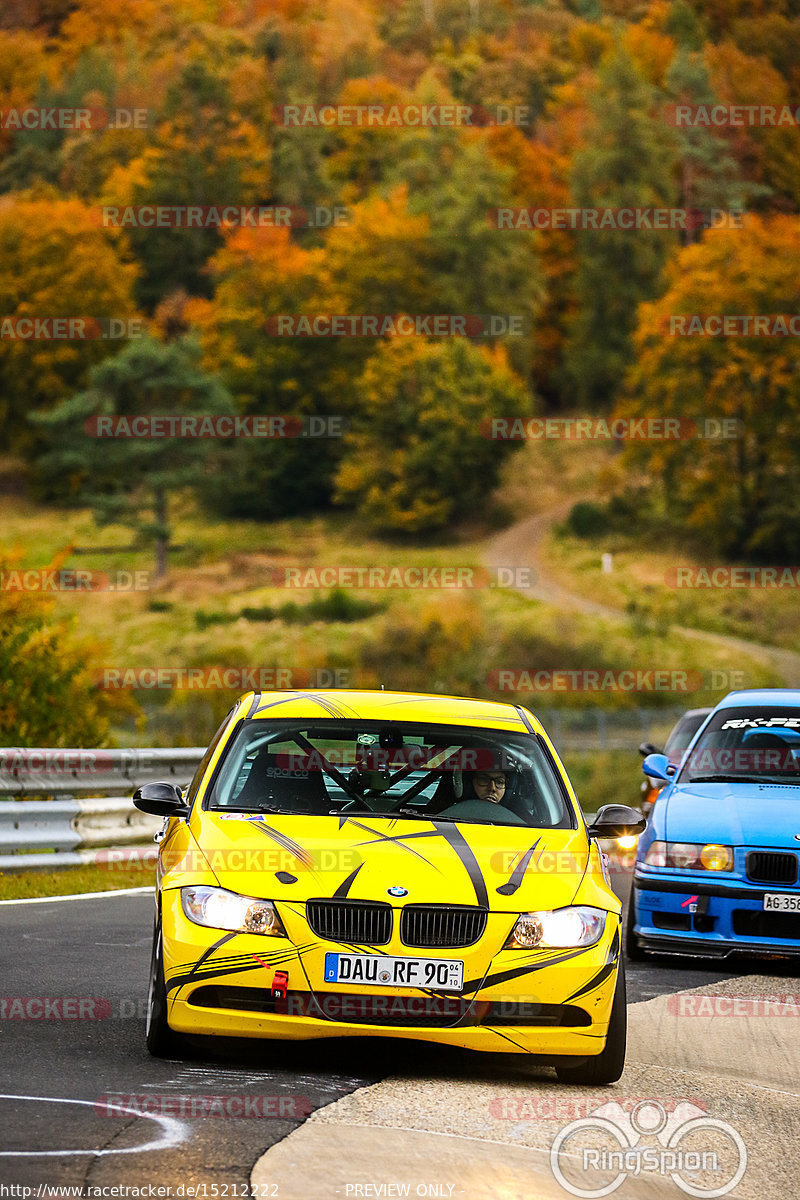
[733,910,800,940]
[306,899,392,945]
[745,851,798,885]
[400,904,488,948]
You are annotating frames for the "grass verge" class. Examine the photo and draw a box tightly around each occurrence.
[0,861,155,900]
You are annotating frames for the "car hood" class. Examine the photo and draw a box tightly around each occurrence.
[665,781,800,848]
[189,811,590,911]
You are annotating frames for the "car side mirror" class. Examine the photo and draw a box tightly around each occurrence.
[639,741,661,757]
[586,803,647,839]
[641,753,676,783]
[133,781,189,818]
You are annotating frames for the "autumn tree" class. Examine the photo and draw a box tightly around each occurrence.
[0,192,140,455]
[335,338,529,533]
[0,563,119,746]
[615,215,800,560]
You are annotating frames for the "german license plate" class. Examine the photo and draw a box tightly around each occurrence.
[763,893,800,911]
[323,952,463,991]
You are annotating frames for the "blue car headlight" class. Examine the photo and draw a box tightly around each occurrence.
[644,841,733,871]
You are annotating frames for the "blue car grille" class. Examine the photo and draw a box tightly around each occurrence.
[745,851,798,885]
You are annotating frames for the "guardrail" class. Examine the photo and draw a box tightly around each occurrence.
[0,747,204,873]
[0,713,680,872]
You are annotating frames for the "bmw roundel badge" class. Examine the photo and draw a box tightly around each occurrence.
[387,885,408,898]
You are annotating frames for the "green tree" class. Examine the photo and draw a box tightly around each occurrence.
[564,49,678,408]
[335,338,529,533]
[665,50,764,244]
[34,336,234,579]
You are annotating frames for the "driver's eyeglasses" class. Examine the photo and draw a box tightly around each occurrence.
[476,774,506,789]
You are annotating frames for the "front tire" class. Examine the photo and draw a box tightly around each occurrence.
[146,915,190,1059]
[555,958,627,1086]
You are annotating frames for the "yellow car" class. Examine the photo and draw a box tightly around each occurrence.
[133,690,644,1084]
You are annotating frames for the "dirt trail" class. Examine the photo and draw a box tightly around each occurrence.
[483,503,800,686]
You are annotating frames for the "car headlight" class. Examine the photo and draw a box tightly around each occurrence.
[181,886,287,936]
[644,841,733,871]
[616,835,639,851]
[504,906,607,950]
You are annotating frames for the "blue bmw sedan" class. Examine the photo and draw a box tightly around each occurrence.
[628,689,800,960]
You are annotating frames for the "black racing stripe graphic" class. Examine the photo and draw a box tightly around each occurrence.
[496,839,541,896]
[166,931,237,995]
[348,821,443,871]
[563,958,617,1004]
[275,871,298,884]
[168,961,263,995]
[253,822,315,868]
[190,932,236,977]
[562,925,620,1004]
[462,946,591,994]
[435,824,489,908]
[609,925,620,960]
[167,943,316,995]
[333,862,365,898]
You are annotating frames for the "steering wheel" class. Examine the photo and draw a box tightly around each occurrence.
[434,799,527,825]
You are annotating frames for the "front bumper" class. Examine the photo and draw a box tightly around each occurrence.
[161,890,621,1055]
[633,870,800,958]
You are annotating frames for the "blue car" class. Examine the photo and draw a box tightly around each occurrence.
[628,689,800,960]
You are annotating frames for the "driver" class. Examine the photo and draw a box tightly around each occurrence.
[472,769,508,804]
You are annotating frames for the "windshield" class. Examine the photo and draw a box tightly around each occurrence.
[206,719,574,829]
[664,710,710,761]
[680,706,800,785]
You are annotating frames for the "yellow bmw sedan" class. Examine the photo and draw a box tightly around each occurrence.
[133,690,644,1084]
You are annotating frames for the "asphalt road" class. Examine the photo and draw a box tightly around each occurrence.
[0,876,777,1190]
